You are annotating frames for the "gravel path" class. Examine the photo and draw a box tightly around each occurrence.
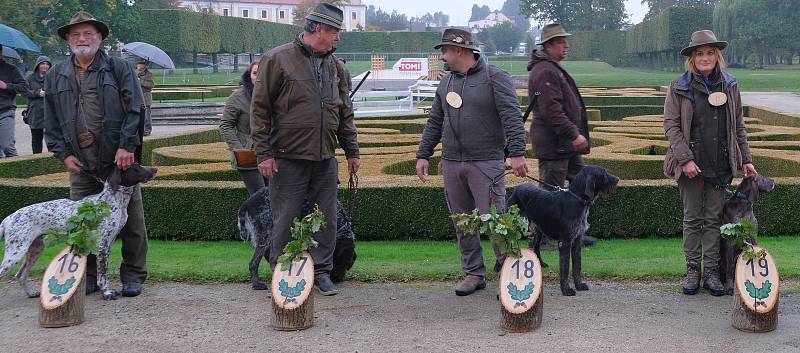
[1,280,798,352]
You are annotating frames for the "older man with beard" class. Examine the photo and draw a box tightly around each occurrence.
[44,11,149,298]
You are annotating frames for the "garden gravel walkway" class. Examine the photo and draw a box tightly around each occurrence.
[741,92,800,116]
[1,280,798,352]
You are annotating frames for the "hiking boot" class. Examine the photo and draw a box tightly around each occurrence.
[454,275,486,296]
[315,274,339,296]
[702,266,725,297]
[682,262,700,295]
[121,282,143,297]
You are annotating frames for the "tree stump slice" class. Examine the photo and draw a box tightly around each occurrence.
[39,247,87,328]
[732,246,779,332]
[270,251,315,331]
[498,248,543,333]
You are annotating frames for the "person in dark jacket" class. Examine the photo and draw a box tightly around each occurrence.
[250,3,360,295]
[44,11,148,298]
[136,59,154,136]
[220,61,266,194]
[416,28,528,296]
[24,56,51,154]
[663,30,756,296]
[0,46,30,158]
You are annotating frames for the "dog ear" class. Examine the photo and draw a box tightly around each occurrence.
[108,167,122,191]
[583,173,596,199]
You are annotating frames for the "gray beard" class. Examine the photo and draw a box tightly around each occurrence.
[70,44,100,60]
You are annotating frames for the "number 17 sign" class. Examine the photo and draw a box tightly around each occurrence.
[499,248,543,314]
[271,251,315,310]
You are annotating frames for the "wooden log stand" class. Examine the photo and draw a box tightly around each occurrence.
[499,248,543,332]
[39,247,88,328]
[732,246,779,332]
[271,251,315,331]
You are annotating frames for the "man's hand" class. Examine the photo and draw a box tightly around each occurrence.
[115,148,134,170]
[572,134,588,151]
[509,156,528,177]
[0,80,7,90]
[258,158,278,179]
[416,159,429,183]
[682,160,701,179]
[347,157,361,175]
[743,163,758,178]
[38,89,45,97]
[64,155,84,174]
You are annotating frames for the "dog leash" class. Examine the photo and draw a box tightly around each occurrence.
[502,171,592,206]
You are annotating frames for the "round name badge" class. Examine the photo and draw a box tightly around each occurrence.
[708,92,727,106]
[446,92,463,109]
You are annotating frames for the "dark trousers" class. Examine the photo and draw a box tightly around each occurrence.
[537,155,585,189]
[30,128,44,154]
[143,105,152,136]
[69,172,149,284]
[268,158,338,275]
[678,176,724,270]
[239,168,267,195]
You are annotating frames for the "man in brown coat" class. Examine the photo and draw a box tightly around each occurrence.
[250,3,360,295]
[527,23,591,248]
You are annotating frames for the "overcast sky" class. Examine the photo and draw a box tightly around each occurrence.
[363,0,648,27]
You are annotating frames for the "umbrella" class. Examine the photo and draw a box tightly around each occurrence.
[122,42,175,69]
[0,24,41,52]
[2,46,21,60]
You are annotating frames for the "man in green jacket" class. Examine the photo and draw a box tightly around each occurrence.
[136,59,154,136]
[44,11,148,298]
[250,3,360,295]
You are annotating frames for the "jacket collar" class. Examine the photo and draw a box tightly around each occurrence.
[674,69,737,92]
[452,55,485,77]
[56,50,110,77]
[295,33,335,58]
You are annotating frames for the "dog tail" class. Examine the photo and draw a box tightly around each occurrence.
[237,207,255,246]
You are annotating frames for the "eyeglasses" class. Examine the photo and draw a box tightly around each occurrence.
[68,31,98,39]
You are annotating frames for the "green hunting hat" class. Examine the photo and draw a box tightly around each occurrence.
[434,28,480,52]
[681,30,728,56]
[305,3,344,30]
[57,10,110,40]
[537,23,571,45]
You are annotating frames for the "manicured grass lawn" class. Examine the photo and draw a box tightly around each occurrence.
[3,237,798,283]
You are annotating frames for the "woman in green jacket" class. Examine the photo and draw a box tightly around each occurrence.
[219,61,266,194]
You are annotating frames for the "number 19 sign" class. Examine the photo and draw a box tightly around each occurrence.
[735,246,780,314]
[40,247,87,310]
[271,251,315,310]
[499,248,543,314]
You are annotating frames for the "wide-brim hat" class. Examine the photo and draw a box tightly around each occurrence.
[57,10,110,40]
[537,23,571,45]
[305,3,344,30]
[681,30,727,56]
[434,28,480,52]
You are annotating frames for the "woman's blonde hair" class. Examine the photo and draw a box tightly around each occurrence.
[685,46,727,74]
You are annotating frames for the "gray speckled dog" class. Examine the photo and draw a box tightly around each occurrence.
[0,164,157,300]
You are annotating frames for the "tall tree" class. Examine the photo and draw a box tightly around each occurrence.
[469,4,492,22]
[365,6,408,31]
[642,0,719,20]
[520,0,629,31]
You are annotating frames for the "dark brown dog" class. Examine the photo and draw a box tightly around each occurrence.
[719,174,775,296]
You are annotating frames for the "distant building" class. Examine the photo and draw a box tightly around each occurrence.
[468,11,512,30]
[178,0,367,31]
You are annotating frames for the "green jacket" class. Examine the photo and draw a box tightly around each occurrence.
[250,34,359,163]
[137,68,154,106]
[44,50,144,168]
[219,87,255,169]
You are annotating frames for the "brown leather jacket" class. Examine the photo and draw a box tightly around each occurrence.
[663,70,752,181]
[250,34,359,163]
[527,50,590,160]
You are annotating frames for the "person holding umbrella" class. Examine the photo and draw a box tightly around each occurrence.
[0,44,29,158]
[24,55,51,154]
[136,59,154,136]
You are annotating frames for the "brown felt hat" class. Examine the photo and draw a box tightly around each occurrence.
[434,28,480,52]
[537,23,571,45]
[58,10,110,40]
[681,30,727,56]
[305,3,344,30]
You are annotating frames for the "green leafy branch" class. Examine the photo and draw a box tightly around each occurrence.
[450,205,530,258]
[277,205,325,269]
[44,201,111,257]
[720,219,766,261]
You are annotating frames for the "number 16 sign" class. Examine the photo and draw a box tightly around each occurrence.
[40,247,87,310]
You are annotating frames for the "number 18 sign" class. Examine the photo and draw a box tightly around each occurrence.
[271,251,315,310]
[499,248,543,314]
[40,247,87,310]
[735,245,780,314]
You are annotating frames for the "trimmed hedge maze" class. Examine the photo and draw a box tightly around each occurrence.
[3,90,800,241]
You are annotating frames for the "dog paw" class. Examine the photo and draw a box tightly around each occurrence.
[575,283,589,291]
[102,290,118,300]
[26,290,41,298]
[561,287,576,296]
[252,281,269,290]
